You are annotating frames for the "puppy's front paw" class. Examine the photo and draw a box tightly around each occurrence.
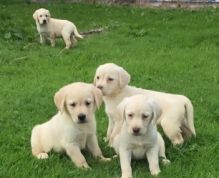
[151,169,160,176]
[121,175,132,178]
[113,154,118,159]
[103,137,109,143]
[172,134,184,145]
[78,162,91,170]
[37,153,48,159]
[99,155,111,162]
[82,164,91,170]
[162,158,171,165]
[108,139,114,147]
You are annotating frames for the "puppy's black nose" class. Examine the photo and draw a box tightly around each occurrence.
[78,113,86,122]
[97,85,103,90]
[133,127,140,135]
[43,20,47,24]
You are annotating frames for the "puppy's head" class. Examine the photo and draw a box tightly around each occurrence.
[33,8,51,25]
[94,63,130,96]
[54,82,102,124]
[118,95,161,136]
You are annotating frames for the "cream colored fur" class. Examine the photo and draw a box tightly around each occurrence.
[31,82,110,168]
[33,8,83,49]
[113,95,170,178]
[94,63,196,145]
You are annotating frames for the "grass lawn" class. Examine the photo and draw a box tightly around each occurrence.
[0,2,218,178]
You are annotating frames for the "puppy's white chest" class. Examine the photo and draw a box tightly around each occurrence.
[132,142,147,148]
[130,142,151,159]
[37,25,48,33]
[37,25,54,38]
[74,133,87,149]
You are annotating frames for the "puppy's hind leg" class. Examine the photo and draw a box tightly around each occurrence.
[157,133,170,165]
[161,118,184,145]
[62,30,72,49]
[181,121,193,139]
[70,35,77,48]
[31,125,49,159]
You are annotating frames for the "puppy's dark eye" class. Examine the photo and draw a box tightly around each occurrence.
[142,114,149,120]
[85,101,91,106]
[108,77,114,82]
[39,15,42,17]
[128,113,133,118]
[45,14,48,17]
[96,76,100,80]
[70,103,76,107]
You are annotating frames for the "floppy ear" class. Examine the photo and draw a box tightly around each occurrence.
[117,97,129,121]
[147,98,162,124]
[54,88,66,113]
[93,66,101,86]
[33,10,38,21]
[46,10,51,17]
[118,67,131,88]
[92,86,103,110]
[93,73,97,86]
[46,10,51,21]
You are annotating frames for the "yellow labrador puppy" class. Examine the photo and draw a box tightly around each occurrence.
[33,8,83,48]
[31,82,110,168]
[94,63,196,145]
[113,95,170,178]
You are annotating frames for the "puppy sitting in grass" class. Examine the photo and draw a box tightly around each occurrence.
[112,95,170,178]
[31,82,110,168]
[33,8,83,49]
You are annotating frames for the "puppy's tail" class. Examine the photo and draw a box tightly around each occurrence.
[184,97,196,136]
[73,26,83,39]
[80,27,104,36]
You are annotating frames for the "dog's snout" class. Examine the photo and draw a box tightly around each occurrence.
[43,19,47,24]
[97,85,103,90]
[133,127,140,135]
[78,113,86,122]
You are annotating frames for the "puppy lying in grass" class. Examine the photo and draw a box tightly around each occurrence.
[94,63,195,145]
[112,95,170,178]
[33,8,83,49]
[31,82,110,168]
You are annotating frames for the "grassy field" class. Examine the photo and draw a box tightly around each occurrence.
[0,2,218,178]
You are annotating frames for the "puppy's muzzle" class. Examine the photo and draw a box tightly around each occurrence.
[78,113,87,123]
[43,19,47,24]
[132,127,141,136]
[97,85,103,90]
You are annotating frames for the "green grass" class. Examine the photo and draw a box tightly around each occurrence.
[0,2,218,178]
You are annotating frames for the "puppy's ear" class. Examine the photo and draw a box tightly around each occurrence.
[54,88,66,113]
[33,10,38,21]
[118,67,131,88]
[148,98,162,124]
[117,97,129,121]
[46,10,51,17]
[92,86,103,110]
[93,66,101,86]
[93,73,97,86]
[46,10,51,21]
